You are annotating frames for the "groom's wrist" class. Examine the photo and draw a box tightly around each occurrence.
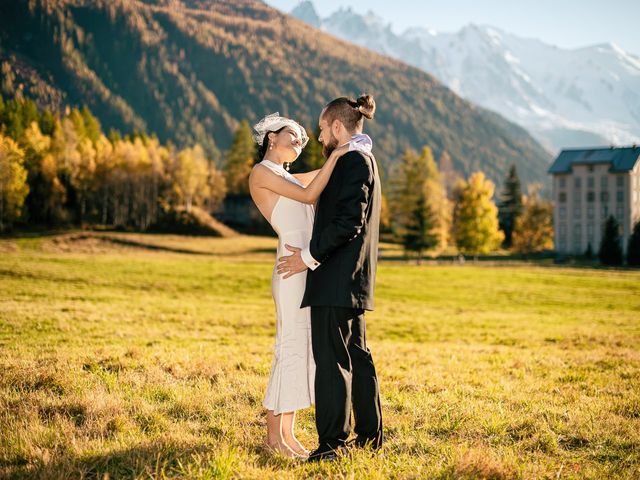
[301,248,320,271]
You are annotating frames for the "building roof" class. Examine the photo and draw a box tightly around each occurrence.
[548,146,640,174]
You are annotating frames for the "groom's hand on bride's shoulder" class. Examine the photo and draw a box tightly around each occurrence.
[277,244,307,279]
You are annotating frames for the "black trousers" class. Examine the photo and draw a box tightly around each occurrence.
[310,306,383,449]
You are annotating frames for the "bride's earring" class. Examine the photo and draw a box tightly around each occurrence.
[284,162,290,171]
[269,142,274,151]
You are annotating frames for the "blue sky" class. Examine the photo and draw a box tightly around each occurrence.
[265,0,640,55]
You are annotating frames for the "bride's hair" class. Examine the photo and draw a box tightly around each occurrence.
[323,94,376,133]
[257,126,285,160]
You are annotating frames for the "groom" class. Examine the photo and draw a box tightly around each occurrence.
[277,95,383,461]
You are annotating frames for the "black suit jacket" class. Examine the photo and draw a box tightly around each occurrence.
[301,149,381,311]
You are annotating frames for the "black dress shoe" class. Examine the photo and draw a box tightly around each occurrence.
[306,445,346,463]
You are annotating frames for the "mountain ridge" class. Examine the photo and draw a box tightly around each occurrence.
[292,1,640,152]
[1,0,551,185]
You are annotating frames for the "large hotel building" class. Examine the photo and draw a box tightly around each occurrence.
[548,146,640,255]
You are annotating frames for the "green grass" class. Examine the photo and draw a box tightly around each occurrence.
[1,232,639,479]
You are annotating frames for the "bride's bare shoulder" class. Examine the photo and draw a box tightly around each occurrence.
[250,163,270,180]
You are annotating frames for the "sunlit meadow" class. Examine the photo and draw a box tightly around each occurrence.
[1,232,639,479]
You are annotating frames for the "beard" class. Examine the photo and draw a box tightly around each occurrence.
[322,133,339,159]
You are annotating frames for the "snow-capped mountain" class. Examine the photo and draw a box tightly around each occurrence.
[291,1,640,152]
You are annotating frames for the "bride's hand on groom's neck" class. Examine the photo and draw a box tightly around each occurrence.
[330,144,349,161]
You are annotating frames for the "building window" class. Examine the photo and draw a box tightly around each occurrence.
[587,176,594,188]
[587,191,595,202]
[559,223,567,236]
[559,206,566,219]
[587,205,594,218]
[601,176,608,189]
[616,176,624,187]
[602,204,609,218]
[574,177,582,188]
[617,190,624,203]
[559,192,567,203]
[574,204,581,219]
[559,177,566,188]
[588,165,594,172]
[600,191,609,202]
[616,206,624,220]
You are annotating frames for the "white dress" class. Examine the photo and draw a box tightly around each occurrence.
[260,159,315,415]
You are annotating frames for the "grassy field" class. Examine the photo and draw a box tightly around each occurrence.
[0,232,639,479]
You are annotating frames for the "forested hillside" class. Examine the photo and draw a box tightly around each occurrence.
[0,0,551,184]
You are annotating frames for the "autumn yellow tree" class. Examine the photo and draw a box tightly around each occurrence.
[169,144,211,212]
[70,137,97,223]
[140,137,168,228]
[512,185,554,255]
[0,97,227,231]
[0,135,29,231]
[93,134,115,225]
[453,172,504,259]
[22,121,66,224]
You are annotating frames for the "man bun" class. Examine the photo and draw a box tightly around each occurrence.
[356,94,375,120]
[324,93,376,133]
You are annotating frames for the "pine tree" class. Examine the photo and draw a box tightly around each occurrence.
[68,108,87,140]
[0,134,29,231]
[453,172,504,259]
[80,105,102,143]
[585,242,594,259]
[498,164,524,247]
[626,220,640,266]
[403,189,435,262]
[391,147,450,261]
[511,185,554,255]
[224,120,255,195]
[0,97,39,140]
[598,215,623,266]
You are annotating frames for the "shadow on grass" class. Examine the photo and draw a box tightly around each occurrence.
[0,228,74,239]
[1,229,280,258]
[99,235,278,258]
[97,235,213,256]
[4,441,213,480]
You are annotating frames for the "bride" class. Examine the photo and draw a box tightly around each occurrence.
[248,113,369,458]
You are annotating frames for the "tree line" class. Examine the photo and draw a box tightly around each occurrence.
[0,96,225,232]
[387,146,556,261]
[387,146,640,265]
[2,100,638,266]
